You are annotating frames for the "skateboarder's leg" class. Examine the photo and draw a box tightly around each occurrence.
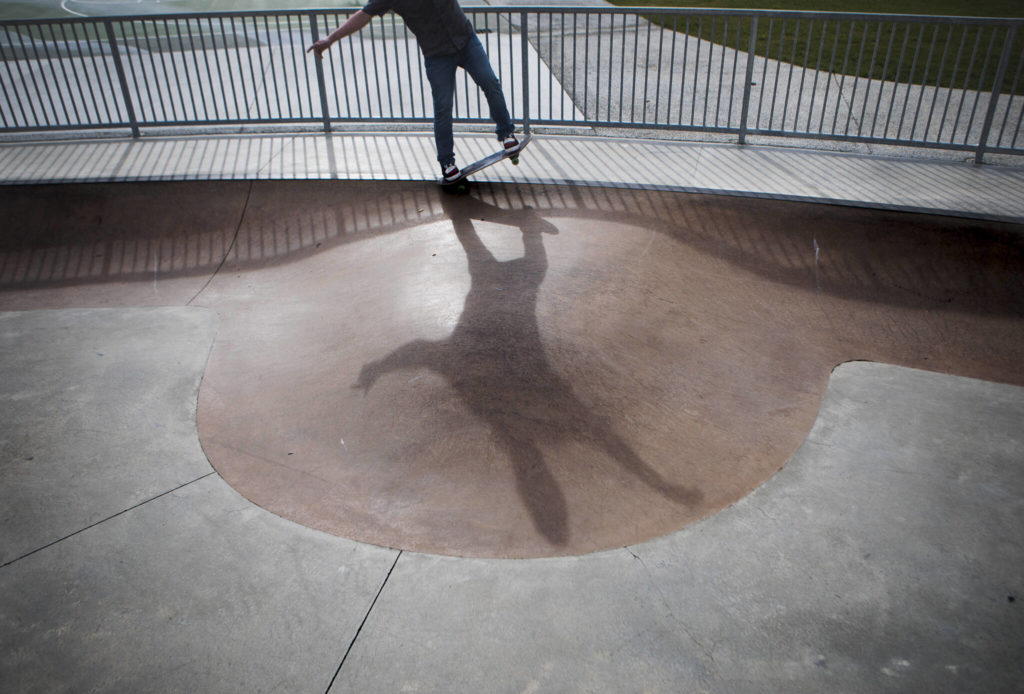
[423,54,459,167]
[459,35,514,141]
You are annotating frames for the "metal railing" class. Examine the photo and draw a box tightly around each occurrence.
[1,7,1021,162]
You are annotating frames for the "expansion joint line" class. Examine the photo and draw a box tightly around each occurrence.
[0,472,217,570]
[325,550,403,693]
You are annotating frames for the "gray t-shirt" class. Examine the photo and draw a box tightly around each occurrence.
[362,0,475,58]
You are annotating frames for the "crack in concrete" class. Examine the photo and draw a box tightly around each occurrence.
[624,545,722,685]
[185,180,252,307]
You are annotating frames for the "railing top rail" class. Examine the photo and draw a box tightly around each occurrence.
[1,6,1022,27]
[484,7,1024,25]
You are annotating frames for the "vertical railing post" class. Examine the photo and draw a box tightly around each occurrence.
[311,13,332,133]
[520,10,531,134]
[974,23,1016,165]
[104,20,139,138]
[738,15,758,145]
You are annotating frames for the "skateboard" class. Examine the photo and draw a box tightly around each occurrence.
[439,133,532,192]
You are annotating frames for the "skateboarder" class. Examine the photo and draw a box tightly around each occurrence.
[308,0,519,183]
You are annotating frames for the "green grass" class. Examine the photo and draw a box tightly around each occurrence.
[608,0,1022,19]
[607,1,1023,93]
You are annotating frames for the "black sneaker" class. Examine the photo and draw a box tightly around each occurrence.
[442,163,460,182]
[502,135,519,151]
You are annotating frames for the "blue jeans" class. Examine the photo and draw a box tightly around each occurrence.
[423,35,514,168]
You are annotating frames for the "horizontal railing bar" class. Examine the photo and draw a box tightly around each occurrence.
[749,127,983,149]
[527,119,1005,151]
[0,118,494,133]
[0,123,134,132]
[2,8,1022,28]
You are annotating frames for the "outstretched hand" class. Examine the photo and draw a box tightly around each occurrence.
[521,206,560,236]
[352,363,380,395]
[307,39,330,59]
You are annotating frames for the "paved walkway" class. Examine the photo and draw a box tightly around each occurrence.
[1,134,1023,692]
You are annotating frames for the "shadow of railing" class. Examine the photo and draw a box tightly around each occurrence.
[3,179,1022,322]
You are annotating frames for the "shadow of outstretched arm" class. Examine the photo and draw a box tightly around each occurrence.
[352,339,447,394]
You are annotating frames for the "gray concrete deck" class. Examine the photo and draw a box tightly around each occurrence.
[3,132,1024,221]
[1,134,1023,692]
[2,308,1021,693]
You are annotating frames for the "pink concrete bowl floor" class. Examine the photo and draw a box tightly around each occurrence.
[3,180,1023,557]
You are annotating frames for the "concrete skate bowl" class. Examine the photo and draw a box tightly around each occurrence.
[3,180,1023,558]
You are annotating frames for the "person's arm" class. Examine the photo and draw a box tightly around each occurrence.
[307,10,373,58]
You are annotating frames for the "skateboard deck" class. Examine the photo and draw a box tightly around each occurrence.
[440,134,532,189]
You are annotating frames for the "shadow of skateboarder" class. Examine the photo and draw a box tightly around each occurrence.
[354,192,702,545]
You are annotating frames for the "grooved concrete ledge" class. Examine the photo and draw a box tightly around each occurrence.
[2,132,1023,221]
